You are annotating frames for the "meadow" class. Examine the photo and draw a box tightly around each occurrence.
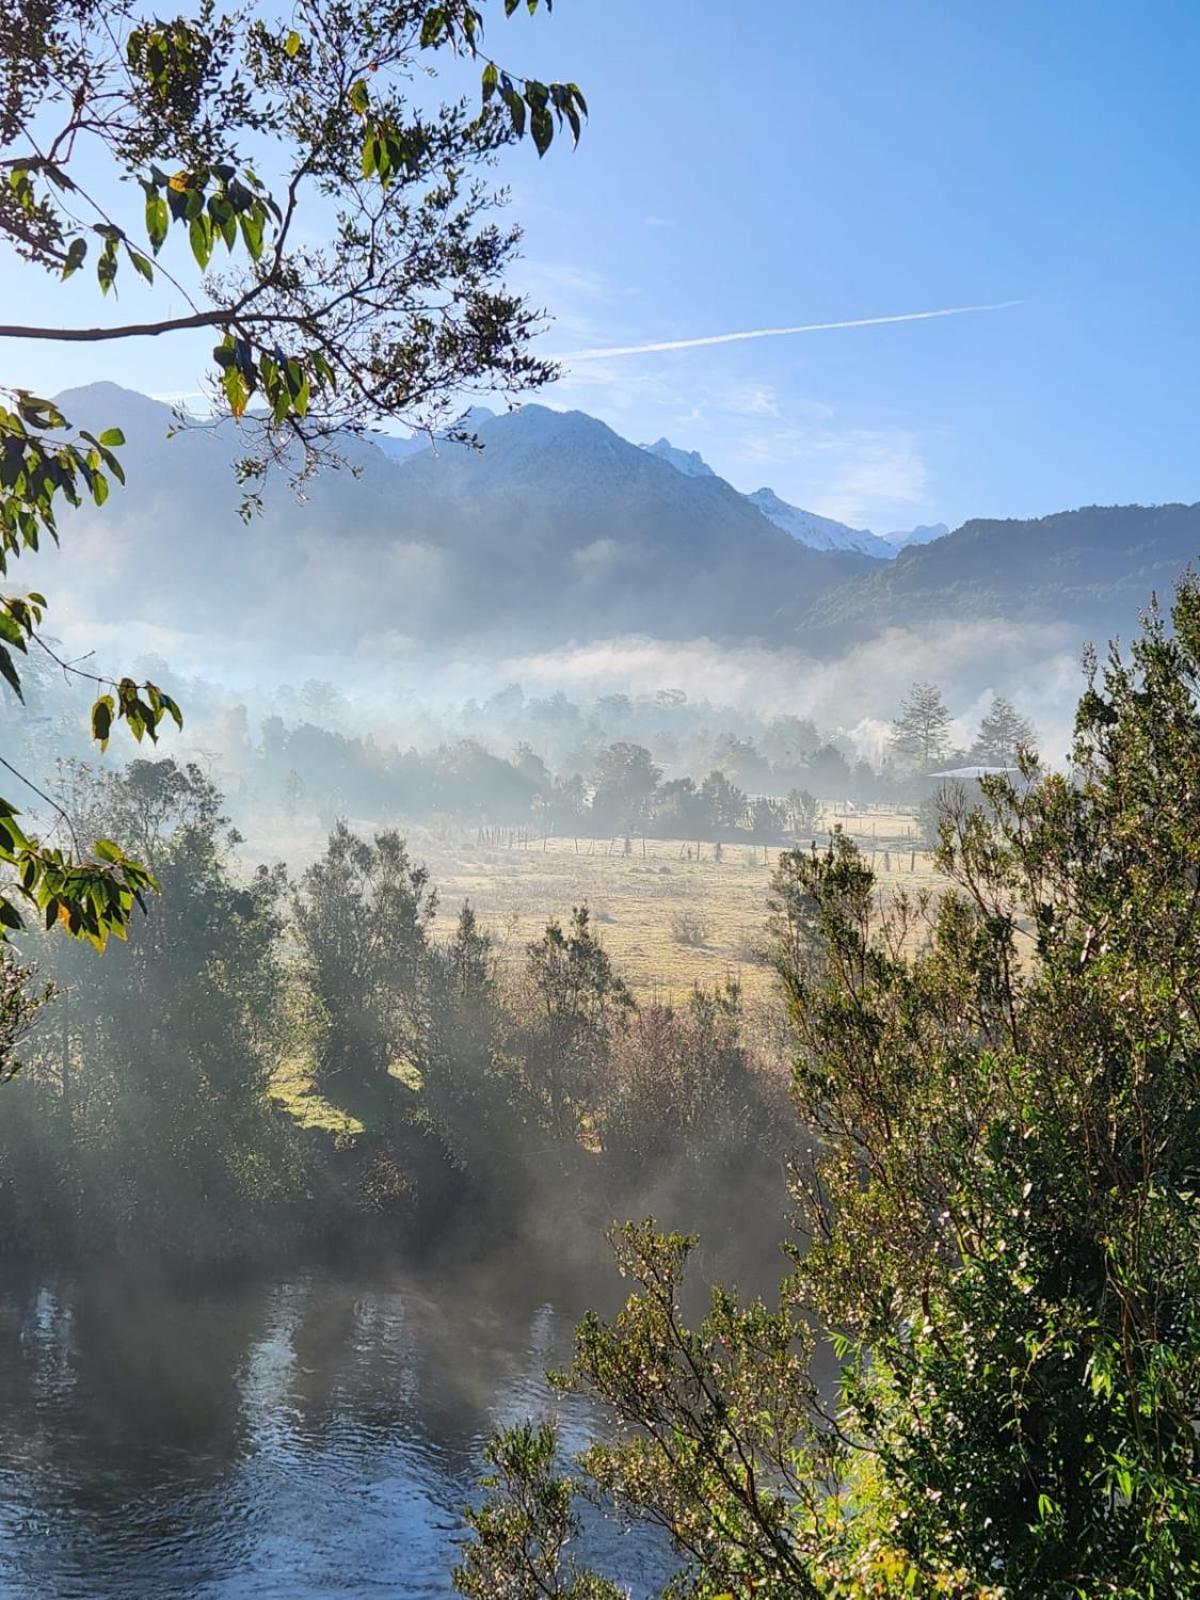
[412,805,937,1003]
[264,802,937,1132]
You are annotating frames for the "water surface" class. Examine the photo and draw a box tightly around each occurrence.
[0,1264,669,1598]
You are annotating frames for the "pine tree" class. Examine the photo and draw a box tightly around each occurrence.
[890,681,953,769]
[970,694,1036,765]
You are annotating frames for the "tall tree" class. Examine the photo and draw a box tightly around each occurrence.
[970,692,1036,765]
[590,742,661,833]
[512,906,634,1142]
[292,824,435,1101]
[0,0,584,945]
[890,680,953,769]
[5,760,293,1258]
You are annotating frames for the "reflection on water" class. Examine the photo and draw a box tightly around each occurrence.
[0,1264,670,1598]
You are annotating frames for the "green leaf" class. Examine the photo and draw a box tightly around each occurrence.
[222,366,250,420]
[530,104,553,156]
[97,239,118,294]
[420,7,447,47]
[348,79,370,115]
[284,28,301,56]
[238,208,264,262]
[145,191,169,252]
[188,212,213,270]
[127,246,154,284]
[0,645,23,700]
[61,237,88,281]
[501,85,526,139]
[98,428,125,448]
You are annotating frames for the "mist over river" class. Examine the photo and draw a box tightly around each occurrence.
[0,1262,672,1598]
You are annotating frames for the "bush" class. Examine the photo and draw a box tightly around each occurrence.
[669,909,710,947]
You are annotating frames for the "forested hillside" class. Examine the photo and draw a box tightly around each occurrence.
[798,501,1200,645]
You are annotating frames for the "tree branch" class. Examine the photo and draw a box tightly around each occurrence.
[0,308,299,342]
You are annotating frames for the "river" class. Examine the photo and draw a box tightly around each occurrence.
[0,1262,676,1598]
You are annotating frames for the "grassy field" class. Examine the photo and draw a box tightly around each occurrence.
[411,806,939,1002]
[260,804,938,1127]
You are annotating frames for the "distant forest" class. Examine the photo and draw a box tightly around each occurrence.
[1,656,1035,849]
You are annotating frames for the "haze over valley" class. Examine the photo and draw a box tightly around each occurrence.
[1,3,1198,1597]
[38,381,1200,775]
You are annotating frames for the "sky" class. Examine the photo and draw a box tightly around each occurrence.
[3,0,1199,532]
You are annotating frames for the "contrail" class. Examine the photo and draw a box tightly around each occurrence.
[550,301,1022,362]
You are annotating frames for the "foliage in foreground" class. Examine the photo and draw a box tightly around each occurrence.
[458,578,1200,1598]
[0,0,582,955]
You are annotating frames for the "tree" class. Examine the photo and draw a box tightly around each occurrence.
[785,786,818,835]
[461,578,1200,1598]
[970,692,1036,765]
[5,759,295,1258]
[590,743,661,833]
[600,984,785,1186]
[420,902,520,1174]
[512,906,634,1142]
[292,824,435,1100]
[890,680,952,769]
[697,768,747,834]
[0,0,584,945]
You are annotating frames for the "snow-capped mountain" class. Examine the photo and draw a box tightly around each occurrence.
[883,522,950,551]
[642,438,914,561]
[746,488,896,560]
[640,438,716,478]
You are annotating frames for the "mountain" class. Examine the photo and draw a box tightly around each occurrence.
[386,405,872,640]
[883,521,950,551]
[41,384,1194,683]
[370,432,426,463]
[44,385,870,659]
[643,438,898,561]
[640,438,716,478]
[796,503,1200,648]
[746,487,895,560]
[372,405,498,462]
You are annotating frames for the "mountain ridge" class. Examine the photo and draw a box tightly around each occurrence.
[46,384,1198,672]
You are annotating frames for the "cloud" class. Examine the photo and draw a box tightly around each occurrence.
[722,384,784,420]
[496,620,1083,767]
[548,301,1023,363]
[729,421,932,526]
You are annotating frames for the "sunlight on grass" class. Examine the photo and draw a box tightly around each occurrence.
[268,1056,365,1135]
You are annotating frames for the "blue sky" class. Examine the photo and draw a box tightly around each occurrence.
[3,0,1198,531]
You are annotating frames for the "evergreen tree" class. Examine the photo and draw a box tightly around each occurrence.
[970,693,1037,765]
[512,907,634,1142]
[890,681,953,768]
[292,825,435,1099]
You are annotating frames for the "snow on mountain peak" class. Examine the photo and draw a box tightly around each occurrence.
[640,438,716,478]
[882,522,951,550]
[746,488,895,560]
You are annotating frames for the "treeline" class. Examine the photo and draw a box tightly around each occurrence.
[257,723,828,838]
[0,759,789,1265]
[249,685,1040,832]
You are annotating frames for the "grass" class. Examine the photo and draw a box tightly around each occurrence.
[412,807,938,1004]
[269,1054,365,1134]
[260,805,939,1130]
